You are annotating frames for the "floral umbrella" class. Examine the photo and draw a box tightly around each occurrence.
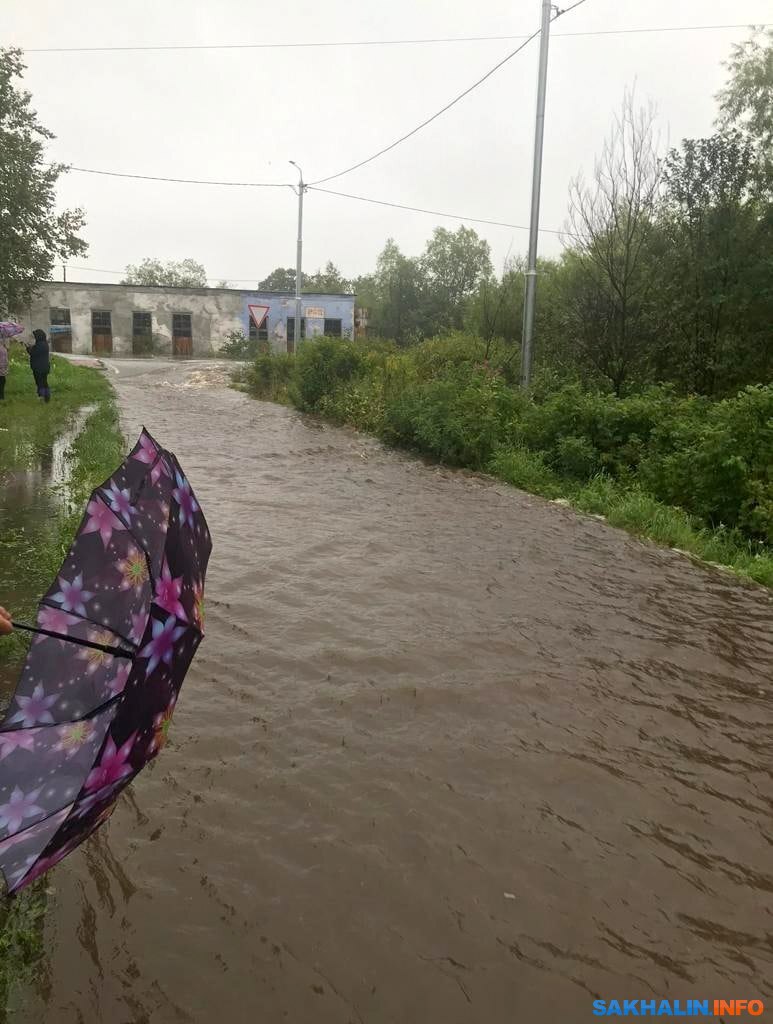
[0,322,23,340]
[0,428,211,895]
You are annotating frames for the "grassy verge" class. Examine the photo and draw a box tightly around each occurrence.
[243,338,773,589]
[0,348,124,1015]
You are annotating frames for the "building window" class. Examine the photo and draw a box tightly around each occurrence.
[324,318,342,338]
[172,313,193,356]
[49,307,72,353]
[91,310,112,354]
[248,317,269,342]
[133,311,153,355]
[286,317,306,343]
[92,311,111,330]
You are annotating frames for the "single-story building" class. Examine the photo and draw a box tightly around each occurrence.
[17,281,356,356]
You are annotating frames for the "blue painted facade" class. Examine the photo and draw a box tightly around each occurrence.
[239,292,355,348]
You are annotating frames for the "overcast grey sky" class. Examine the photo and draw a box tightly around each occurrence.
[3,0,771,286]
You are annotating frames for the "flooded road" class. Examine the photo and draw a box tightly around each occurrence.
[13,359,773,1023]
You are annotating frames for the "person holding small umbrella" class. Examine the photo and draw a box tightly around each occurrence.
[0,321,24,400]
[0,340,7,400]
[26,328,51,402]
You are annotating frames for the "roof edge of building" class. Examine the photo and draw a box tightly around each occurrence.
[32,280,356,298]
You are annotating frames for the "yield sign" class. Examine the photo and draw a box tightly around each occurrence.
[248,304,270,330]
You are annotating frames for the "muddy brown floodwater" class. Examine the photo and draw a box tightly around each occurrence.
[12,359,773,1023]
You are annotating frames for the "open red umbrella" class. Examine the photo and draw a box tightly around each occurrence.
[0,428,211,894]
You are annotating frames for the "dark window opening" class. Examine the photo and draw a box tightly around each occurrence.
[50,307,71,326]
[92,311,111,330]
[91,310,112,354]
[133,311,153,354]
[172,313,192,337]
[286,317,306,343]
[49,307,72,352]
[248,316,269,342]
[324,318,342,338]
[172,313,193,356]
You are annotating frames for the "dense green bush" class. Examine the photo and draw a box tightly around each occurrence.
[245,335,773,576]
[292,338,367,411]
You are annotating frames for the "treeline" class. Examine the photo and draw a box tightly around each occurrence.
[266,30,772,399]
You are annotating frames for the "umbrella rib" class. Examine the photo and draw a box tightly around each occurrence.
[10,621,135,659]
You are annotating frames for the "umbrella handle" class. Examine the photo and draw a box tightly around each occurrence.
[11,621,135,660]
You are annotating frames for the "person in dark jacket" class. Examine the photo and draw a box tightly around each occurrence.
[27,329,51,402]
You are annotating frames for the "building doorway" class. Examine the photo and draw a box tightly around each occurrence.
[172,313,193,356]
[49,307,72,352]
[91,311,112,354]
[133,311,153,355]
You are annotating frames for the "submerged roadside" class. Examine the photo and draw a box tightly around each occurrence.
[0,351,123,1017]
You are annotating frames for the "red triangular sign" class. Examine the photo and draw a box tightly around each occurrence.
[248,304,270,329]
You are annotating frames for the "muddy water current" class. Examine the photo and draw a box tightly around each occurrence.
[7,360,773,1023]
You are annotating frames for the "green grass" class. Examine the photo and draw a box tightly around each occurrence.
[0,348,124,1014]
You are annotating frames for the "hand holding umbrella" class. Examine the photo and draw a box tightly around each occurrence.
[0,608,12,636]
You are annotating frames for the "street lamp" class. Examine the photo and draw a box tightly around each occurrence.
[289,160,305,355]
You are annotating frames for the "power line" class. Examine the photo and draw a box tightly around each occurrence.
[308,2,601,187]
[65,265,261,284]
[18,22,770,53]
[59,165,291,188]
[57,164,572,234]
[310,28,543,186]
[309,185,568,235]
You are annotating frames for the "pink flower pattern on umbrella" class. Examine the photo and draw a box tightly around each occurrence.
[103,482,137,521]
[130,612,149,644]
[38,606,79,637]
[81,499,126,548]
[8,684,58,727]
[85,732,137,792]
[0,786,45,836]
[151,458,171,487]
[132,433,158,465]
[155,561,186,620]
[51,573,94,616]
[139,615,186,674]
[0,730,38,762]
[104,661,132,698]
[173,471,199,529]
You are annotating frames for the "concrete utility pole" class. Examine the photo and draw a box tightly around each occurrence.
[520,0,553,390]
[62,264,67,282]
[289,161,305,355]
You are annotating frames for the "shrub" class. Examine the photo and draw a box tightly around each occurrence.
[292,338,367,412]
[488,446,562,498]
[221,330,261,361]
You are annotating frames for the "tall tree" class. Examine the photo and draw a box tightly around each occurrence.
[371,239,427,344]
[258,267,305,291]
[305,260,351,293]
[717,28,773,188]
[565,90,663,393]
[123,257,207,287]
[421,226,492,329]
[0,49,87,315]
[660,131,772,393]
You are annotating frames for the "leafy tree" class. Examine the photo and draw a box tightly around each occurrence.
[258,267,303,291]
[0,48,87,315]
[717,28,773,187]
[369,239,428,344]
[305,260,351,293]
[659,131,772,393]
[421,226,492,329]
[122,257,207,287]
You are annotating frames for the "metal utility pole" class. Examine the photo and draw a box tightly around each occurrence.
[289,161,305,355]
[520,0,553,390]
[62,264,67,282]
